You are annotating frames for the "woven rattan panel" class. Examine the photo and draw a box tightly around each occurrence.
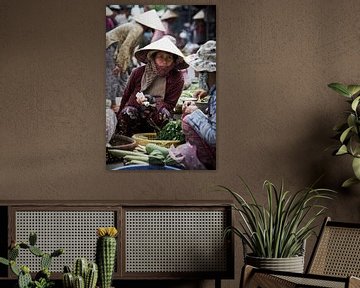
[125,210,227,273]
[277,275,345,288]
[15,211,115,272]
[310,226,360,277]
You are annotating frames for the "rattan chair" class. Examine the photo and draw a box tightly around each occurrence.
[241,217,360,288]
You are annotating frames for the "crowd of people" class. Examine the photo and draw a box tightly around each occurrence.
[105,5,216,170]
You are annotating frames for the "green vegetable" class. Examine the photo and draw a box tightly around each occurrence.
[145,143,169,157]
[108,149,147,158]
[156,120,185,143]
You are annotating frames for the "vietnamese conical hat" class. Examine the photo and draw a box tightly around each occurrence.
[161,10,178,21]
[135,36,189,70]
[109,5,121,11]
[133,9,165,32]
[193,9,205,20]
[106,7,113,17]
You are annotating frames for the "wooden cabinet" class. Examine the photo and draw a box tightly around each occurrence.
[0,201,233,283]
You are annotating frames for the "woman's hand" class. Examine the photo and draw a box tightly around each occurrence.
[182,101,198,116]
[111,104,120,113]
[136,92,147,105]
[112,65,122,76]
[193,89,208,100]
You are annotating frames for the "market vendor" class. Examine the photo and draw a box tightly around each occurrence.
[106,9,165,108]
[116,36,188,136]
[182,40,216,169]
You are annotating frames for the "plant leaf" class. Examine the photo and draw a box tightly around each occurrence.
[340,126,353,143]
[336,145,348,155]
[351,96,360,111]
[342,177,360,188]
[347,114,356,128]
[0,257,9,266]
[328,83,351,97]
[347,85,360,97]
[352,157,360,180]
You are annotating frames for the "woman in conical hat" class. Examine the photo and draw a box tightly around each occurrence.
[116,36,188,137]
[191,9,206,45]
[151,9,179,43]
[105,9,165,108]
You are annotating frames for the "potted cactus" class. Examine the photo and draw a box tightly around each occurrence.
[62,257,98,288]
[0,232,64,288]
[96,227,118,288]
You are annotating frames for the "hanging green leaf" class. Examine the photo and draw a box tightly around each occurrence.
[340,126,353,143]
[352,157,360,180]
[347,114,356,128]
[347,85,360,97]
[349,136,360,157]
[342,177,360,188]
[336,145,348,155]
[351,96,360,111]
[328,83,351,97]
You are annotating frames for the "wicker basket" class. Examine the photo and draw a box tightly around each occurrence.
[109,134,137,151]
[132,133,180,148]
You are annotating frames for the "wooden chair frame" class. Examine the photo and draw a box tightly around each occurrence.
[241,217,360,288]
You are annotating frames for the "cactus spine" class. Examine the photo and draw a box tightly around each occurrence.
[85,262,98,288]
[74,258,88,279]
[62,260,98,288]
[96,227,118,288]
[63,271,74,288]
[74,275,85,288]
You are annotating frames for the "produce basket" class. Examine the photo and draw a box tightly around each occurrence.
[132,133,180,148]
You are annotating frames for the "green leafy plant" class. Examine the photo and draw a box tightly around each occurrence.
[0,232,63,288]
[220,178,335,258]
[156,120,185,143]
[328,83,360,187]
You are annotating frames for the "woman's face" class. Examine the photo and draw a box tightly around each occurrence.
[154,51,174,67]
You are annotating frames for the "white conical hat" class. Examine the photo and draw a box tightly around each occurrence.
[133,9,165,32]
[135,36,189,70]
[193,9,205,20]
[161,10,178,21]
[106,7,113,17]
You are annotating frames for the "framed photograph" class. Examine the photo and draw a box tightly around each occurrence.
[105,5,216,171]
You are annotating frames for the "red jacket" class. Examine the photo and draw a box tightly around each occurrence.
[119,66,184,112]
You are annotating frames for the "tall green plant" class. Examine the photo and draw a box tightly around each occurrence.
[328,82,360,187]
[221,179,335,258]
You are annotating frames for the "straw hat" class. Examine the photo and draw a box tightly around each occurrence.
[185,40,216,72]
[133,9,165,32]
[160,10,178,21]
[193,9,205,20]
[106,7,113,17]
[135,37,189,70]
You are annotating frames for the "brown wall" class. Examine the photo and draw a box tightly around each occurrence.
[1,0,360,287]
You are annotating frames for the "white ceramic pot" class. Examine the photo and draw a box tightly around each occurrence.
[245,254,305,273]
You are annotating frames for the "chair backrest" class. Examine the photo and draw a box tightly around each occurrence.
[307,217,360,277]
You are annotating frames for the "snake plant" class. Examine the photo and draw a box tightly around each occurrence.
[220,178,335,258]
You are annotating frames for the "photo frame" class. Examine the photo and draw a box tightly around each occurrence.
[105,5,216,171]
